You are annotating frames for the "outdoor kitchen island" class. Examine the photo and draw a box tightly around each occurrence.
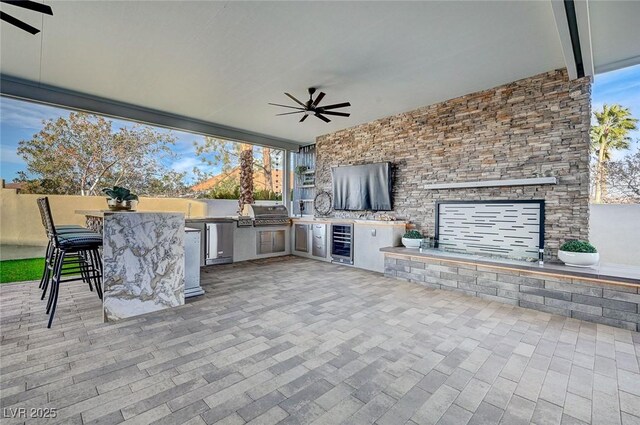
[76,210,185,322]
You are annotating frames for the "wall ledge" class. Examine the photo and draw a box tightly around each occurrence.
[424,177,557,190]
[380,247,640,287]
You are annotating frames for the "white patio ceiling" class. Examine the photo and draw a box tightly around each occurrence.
[1,1,639,147]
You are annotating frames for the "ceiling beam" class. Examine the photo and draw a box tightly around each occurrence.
[0,75,303,151]
[551,0,593,80]
[574,0,594,77]
[551,0,578,80]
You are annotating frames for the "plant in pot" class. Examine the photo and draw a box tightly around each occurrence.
[295,165,308,175]
[103,186,139,211]
[558,240,599,267]
[402,230,424,249]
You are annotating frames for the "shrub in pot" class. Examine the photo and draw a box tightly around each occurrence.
[558,240,599,267]
[402,230,424,249]
[103,186,139,211]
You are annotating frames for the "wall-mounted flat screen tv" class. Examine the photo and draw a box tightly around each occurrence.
[332,162,392,211]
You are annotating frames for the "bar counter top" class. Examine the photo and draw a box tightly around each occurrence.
[381,247,640,285]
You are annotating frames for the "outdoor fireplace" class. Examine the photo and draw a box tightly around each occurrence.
[434,200,545,262]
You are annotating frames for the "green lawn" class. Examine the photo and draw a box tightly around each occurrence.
[0,258,46,283]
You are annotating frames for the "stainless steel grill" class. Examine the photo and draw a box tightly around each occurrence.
[242,204,291,227]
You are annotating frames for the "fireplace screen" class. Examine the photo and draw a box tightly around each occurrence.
[435,200,544,261]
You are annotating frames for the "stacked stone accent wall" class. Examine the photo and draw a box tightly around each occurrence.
[384,253,640,332]
[316,69,591,259]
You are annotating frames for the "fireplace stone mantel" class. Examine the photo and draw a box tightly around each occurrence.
[424,177,557,190]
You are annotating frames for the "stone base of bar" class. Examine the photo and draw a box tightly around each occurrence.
[382,248,640,332]
[102,212,185,322]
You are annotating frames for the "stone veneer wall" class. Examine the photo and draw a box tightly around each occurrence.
[316,69,591,259]
[384,253,640,332]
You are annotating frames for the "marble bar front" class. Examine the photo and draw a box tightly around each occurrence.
[76,210,185,322]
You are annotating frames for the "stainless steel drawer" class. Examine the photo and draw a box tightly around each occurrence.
[312,224,326,258]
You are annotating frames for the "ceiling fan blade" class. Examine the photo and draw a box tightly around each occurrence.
[0,11,39,34]
[315,113,331,123]
[320,102,351,110]
[319,110,350,117]
[268,103,305,110]
[1,0,53,15]
[285,93,307,108]
[312,92,325,107]
[299,114,309,123]
[276,111,306,116]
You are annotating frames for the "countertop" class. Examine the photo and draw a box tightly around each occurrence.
[185,216,238,223]
[381,247,640,285]
[291,217,407,226]
[78,211,408,227]
[76,211,237,222]
[76,210,185,218]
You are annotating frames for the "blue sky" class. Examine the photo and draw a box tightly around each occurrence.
[1,64,639,182]
[0,98,207,183]
[591,64,640,159]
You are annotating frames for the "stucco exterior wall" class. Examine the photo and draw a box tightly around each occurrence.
[0,188,208,246]
[590,204,640,266]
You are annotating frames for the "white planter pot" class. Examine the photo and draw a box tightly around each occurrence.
[402,238,423,249]
[558,250,599,267]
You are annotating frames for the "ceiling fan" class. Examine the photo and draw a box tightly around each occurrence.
[0,0,53,35]
[269,88,351,123]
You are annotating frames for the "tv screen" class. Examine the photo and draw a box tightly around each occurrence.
[332,162,392,211]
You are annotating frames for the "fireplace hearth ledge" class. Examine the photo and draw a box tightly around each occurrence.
[381,247,640,286]
[381,247,640,332]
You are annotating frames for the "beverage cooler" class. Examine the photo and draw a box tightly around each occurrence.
[331,223,353,265]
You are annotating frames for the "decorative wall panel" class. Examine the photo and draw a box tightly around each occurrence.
[436,201,543,261]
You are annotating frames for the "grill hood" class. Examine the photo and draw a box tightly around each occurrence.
[242,204,289,219]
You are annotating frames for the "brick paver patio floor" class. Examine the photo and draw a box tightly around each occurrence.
[1,256,639,425]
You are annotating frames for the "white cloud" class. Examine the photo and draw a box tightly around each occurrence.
[170,157,199,173]
[0,98,63,130]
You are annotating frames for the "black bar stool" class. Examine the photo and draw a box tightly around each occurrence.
[37,198,103,328]
[36,199,96,299]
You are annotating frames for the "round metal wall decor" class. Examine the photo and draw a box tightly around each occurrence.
[314,190,332,216]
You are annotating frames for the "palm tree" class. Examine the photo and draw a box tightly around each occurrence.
[590,104,638,203]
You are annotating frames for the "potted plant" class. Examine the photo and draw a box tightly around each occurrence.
[103,186,139,211]
[558,240,599,267]
[402,230,424,249]
[295,165,309,175]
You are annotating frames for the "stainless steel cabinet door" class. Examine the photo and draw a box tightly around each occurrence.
[294,224,309,253]
[207,223,234,259]
[273,230,286,253]
[312,224,326,258]
[257,231,273,255]
[257,230,286,254]
[218,223,234,257]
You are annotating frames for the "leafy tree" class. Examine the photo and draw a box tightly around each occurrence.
[590,104,638,203]
[193,136,281,194]
[16,112,187,196]
[606,147,640,202]
[144,171,191,198]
